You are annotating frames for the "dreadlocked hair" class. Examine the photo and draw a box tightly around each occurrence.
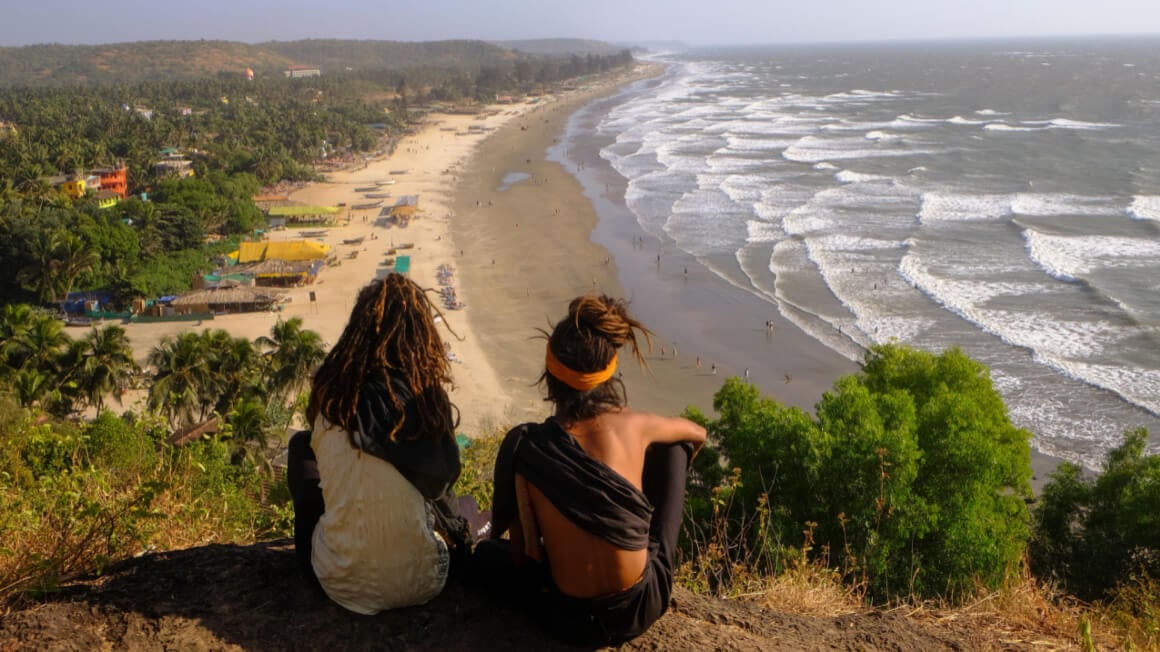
[307,274,459,442]
[538,293,652,421]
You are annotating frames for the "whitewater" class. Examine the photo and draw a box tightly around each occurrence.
[594,38,1160,468]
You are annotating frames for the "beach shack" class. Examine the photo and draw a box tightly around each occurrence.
[169,283,286,314]
[265,204,341,226]
[389,195,420,226]
[232,258,321,287]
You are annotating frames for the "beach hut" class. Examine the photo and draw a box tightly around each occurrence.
[389,195,420,226]
[233,258,319,287]
[170,284,286,314]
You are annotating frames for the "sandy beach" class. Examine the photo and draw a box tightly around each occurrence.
[447,68,860,428]
[117,66,664,433]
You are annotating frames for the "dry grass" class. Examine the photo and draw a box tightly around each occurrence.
[898,568,1093,651]
[760,562,863,618]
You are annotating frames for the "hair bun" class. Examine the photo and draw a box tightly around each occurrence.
[569,294,631,347]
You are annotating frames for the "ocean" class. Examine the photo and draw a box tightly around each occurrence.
[556,37,1160,469]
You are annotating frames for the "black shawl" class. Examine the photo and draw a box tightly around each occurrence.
[491,419,653,551]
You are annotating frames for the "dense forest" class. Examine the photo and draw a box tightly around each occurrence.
[0,43,634,309]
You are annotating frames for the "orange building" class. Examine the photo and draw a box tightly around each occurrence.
[92,164,128,198]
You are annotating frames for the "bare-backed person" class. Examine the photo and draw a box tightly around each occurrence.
[475,294,706,646]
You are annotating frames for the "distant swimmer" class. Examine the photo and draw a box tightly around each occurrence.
[784,374,792,384]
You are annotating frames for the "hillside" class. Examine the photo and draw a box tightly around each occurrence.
[0,540,975,651]
[0,40,295,86]
[0,38,624,88]
[490,38,627,56]
[261,39,518,72]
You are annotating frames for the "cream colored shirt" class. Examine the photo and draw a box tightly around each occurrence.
[310,416,449,615]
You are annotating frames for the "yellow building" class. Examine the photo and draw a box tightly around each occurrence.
[61,177,86,199]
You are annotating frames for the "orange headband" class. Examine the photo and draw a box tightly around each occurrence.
[545,345,617,391]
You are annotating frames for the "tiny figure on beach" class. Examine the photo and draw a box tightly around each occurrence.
[683,267,688,277]
[696,355,701,370]
[660,345,666,357]
[784,374,792,384]
[711,363,717,375]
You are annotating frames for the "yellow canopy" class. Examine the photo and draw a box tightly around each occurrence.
[236,240,330,263]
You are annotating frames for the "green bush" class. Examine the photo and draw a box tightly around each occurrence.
[1031,427,1160,601]
[686,343,1033,602]
[84,411,158,477]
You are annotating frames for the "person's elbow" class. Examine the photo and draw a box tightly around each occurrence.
[681,418,708,447]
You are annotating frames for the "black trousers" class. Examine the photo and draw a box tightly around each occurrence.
[474,441,692,646]
[287,429,324,575]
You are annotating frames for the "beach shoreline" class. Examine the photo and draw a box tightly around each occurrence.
[112,59,1062,490]
[450,63,1064,490]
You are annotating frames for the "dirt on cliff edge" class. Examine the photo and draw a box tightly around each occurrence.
[0,540,979,651]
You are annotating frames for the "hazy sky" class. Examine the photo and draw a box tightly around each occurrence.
[1,0,1158,47]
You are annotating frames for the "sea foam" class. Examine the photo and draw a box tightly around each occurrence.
[918,192,1012,223]
[1127,196,1160,222]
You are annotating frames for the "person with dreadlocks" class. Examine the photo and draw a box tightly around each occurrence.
[474,294,706,646]
[286,274,471,615]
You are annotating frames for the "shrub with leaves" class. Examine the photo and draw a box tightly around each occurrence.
[685,343,1033,602]
[1031,427,1159,601]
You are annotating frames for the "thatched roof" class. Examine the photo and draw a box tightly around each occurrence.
[170,285,285,307]
[234,259,314,276]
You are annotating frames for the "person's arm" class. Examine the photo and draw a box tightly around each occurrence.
[633,411,707,450]
[488,424,525,540]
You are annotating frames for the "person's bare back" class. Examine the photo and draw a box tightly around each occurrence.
[525,409,704,598]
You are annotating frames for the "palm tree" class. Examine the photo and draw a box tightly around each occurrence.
[16,230,64,305]
[53,233,100,303]
[12,366,52,408]
[202,329,260,416]
[225,396,271,466]
[0,303,36,371]
[148,331,212,429]
[257,317,325,411]
[78,324,138,413]
[18,313,70,376]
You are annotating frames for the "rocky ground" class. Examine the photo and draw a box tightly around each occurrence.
[0,540,986,651]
